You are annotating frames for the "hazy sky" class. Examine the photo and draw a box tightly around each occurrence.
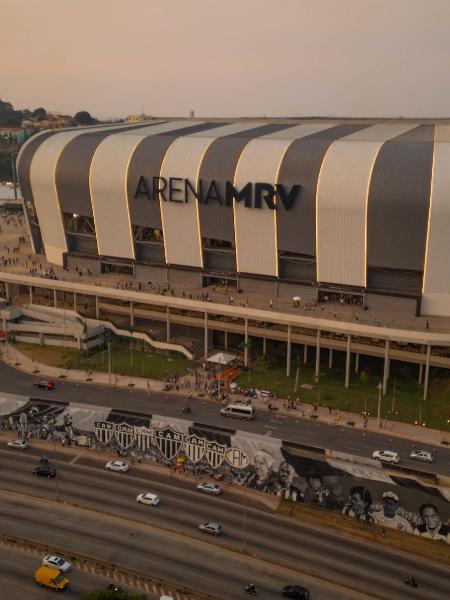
[2,0,449,119]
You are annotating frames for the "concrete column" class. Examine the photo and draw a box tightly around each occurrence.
[204,313,208,360]
[345,335,351,389]
[39,331,44,346]
[382,340,390,395]
[244,318,248,367]
[166,307,171,342]
[355,353,360,374]
[423,344,431,401]
[130,301,134,329]
[418,362,423,385]
[328,348,333,369]
[303,344,308,364]
[315,329,320,377]
[262,337,267,356]
[286,325,292,377]
[29,286,33,304]
[73,292,77,313]
[224,330,228,349]
[53,289,57,308]
[5,282,10,303]
[95,296,99,320]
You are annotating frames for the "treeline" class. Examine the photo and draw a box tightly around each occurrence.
[0,99,98,127]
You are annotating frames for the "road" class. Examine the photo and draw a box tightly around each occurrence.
[0,446,448,600]
[0,361,449,476]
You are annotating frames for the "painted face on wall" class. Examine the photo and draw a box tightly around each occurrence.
[308,477,323,492]
[422,505,440,530]
[278,461,294,486]
[350,492,368,516]
[383,497,398,518]
[253,451,273,483]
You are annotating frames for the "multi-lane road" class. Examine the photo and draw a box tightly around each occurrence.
[0,445,449,600]
[0,361,449,476]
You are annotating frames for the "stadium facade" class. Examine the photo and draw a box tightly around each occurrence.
[16,120,450,317]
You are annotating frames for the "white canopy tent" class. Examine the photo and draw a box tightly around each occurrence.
[207,351,236,365]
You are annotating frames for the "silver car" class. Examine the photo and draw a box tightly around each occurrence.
[410,449,434,463]
[42,555,71,572]
[198,521,223,536]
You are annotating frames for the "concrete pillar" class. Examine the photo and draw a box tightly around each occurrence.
[224,330,228,349]
[130,301,134,329]
[39,331,44,346]
[95,296,99,320]
[29,286,33,304]
[345,335,351,389]
[382,340,390,395]
[262,337,267,356]
[315,329,320,377]
[423,344,431,401]
[328,348,333,369]
[73,292,77,313]
[355,353,360,374]
[418,362,423,385]
[303,344,308,364]
[244,318,248,367]
[53,289,57,308]
[204,313,208,360]
[5,282,10,303]
[286,325,292,377]
[166,307,171,342]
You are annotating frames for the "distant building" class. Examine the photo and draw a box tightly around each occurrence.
[125,114,153,123]
[0,126,36,144]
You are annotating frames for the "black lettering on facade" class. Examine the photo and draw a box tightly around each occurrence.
[225,181,252,207]
[134,176,152,200]
[203,180,223,205]
[184,178,202,203]
[169,177,183,202]
[152,176,168,202]
[276,184,300,210]
[254,183,275,209]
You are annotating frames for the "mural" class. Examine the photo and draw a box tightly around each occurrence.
[2,397,449,545]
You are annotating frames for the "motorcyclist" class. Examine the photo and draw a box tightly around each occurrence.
[245,583,257,594]
[404,576,417,587]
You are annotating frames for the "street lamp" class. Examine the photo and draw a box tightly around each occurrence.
[242,486,248,553]
[377,381,382,430]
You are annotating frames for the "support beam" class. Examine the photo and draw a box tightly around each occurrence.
[204,313,208,360]
[355,353,360,374]
[95,296,99,320]
[315,329,320,377]
[345,335,351,389]
[423,344,431,401]
[224,330,228,349]
[130,301,134,329]
[73,292,77,313]
[4,282,10,303]
[53,289,57,308]
[382,340,390,395]
[418,362,423,385]
[262,337,267,356]
[29,286,33,304]
[328,348,333,369]
[166,307,171,342]
[286,325,292,377]
[244,318,248,367]
[303,344,308,364]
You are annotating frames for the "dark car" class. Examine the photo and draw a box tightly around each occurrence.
[33,465,56,478]
[282,585,310,599]
[34,379,55,390]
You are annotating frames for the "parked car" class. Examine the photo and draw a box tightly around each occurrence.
[198,522,223,536]
[33,379,55,390]
[33,465,56,478]
[282,584,311,599]
[42,555,71,573]
[410,449,434,463]
[372,450,400,464]
[136,493,160,506]
[197,482,222,495]
[7,439,29,450]
[105,460,129,472]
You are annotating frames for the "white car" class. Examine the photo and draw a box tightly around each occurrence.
[197,482,222,495]
[136,492,160,506]
[372,450,400,464]
[410,449,434,463]
[42,554,71,572]
[105,460,129,472]
[7,439,29,450]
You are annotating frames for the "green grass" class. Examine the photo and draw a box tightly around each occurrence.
[12,341,196,380]
[236,355,450,432]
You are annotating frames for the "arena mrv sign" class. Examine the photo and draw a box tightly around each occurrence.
[134,176,300,210]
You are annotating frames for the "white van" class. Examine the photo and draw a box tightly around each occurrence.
[220,403,255,420]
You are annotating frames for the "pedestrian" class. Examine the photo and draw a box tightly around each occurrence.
[328,405,332,415]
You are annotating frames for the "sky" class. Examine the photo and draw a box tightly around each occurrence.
[1,0,450,119]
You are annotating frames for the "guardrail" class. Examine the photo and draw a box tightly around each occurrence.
[0,531,219,600]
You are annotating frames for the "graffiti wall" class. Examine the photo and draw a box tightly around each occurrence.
[3,398,450,544]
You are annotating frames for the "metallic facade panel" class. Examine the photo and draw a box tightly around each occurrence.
[29,130,87,265]
[127,122,229,230]
[367,126,434,271]
[198,123,293,241]
[277,124,369,256]
[316,124,416,286]
[422,133,450,311]
[159,124,252,268]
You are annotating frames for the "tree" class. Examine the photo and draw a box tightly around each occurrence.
[73,110,98,125]
[32,107,47,120]
[81,588,147,600]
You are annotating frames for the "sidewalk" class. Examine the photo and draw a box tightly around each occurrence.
[1,343,449,447]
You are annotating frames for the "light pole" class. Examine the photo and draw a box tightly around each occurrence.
[377,381,382,430]
[108,341,111,384]
[242,487,248,553]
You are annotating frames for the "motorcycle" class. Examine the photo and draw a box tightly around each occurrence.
[182,406,192,414]
[404,577,418,588]
[245,584,258,595]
